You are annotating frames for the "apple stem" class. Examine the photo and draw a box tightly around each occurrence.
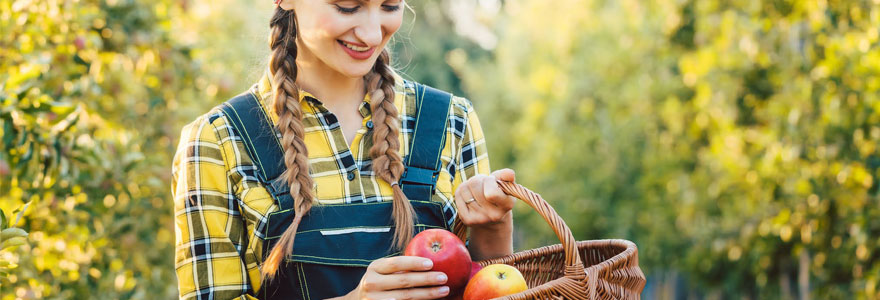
[431,241,442,253]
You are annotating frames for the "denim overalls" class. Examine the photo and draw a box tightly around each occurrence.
[219,82,455,300]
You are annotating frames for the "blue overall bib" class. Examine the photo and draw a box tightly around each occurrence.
[219,82,455,300]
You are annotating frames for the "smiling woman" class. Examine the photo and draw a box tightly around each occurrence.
[172,0,515,299]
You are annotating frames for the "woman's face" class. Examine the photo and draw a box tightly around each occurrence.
[291,0,405,79]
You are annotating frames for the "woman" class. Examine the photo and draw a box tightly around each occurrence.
[172,0,515,299]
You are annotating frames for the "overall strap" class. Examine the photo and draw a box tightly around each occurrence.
[219,87,294,210]
[220,83,452,208]
[399,82,453,200]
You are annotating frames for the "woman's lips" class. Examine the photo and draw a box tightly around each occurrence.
[338,40,375,60]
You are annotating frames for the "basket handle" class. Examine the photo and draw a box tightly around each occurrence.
[453,180,585,276]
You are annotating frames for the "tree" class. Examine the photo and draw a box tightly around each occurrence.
[1,0,205,298]
[457,0,880,298]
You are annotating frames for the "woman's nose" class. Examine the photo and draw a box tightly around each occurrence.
[353,12,384,47]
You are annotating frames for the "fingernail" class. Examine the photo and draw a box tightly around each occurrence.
[439,286,450,295]
[437,274,447,283]
[423,260,433,268]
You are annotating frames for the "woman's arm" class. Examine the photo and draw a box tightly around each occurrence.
[450,97,515,261]
[467,208,514,261]
[173,116,259,300]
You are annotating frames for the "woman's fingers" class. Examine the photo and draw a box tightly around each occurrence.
[455,170,518,226]
[466,179,487,211]
[462,183,491,225]
[368,286,451,300]
[454,180,475,223]
[490,168,516,182]
[364,271,448,291]
[370,256,434,274]
[467,175,487,206]
[481,175,512,221]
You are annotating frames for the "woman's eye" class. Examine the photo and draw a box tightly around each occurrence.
[382,4,401,12]
[335,4,359,14]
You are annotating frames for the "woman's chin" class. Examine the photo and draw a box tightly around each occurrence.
[336,63,376,79]
[325,53,378,77]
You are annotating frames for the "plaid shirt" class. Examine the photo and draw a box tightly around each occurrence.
[171,71,490,300]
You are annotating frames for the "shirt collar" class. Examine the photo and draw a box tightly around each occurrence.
[255,67,406,122]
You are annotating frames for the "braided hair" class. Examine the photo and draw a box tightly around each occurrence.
[261,6,415,280]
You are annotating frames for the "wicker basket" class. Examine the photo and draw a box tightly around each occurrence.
[453,181,646,299]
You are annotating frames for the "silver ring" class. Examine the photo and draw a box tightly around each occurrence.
[465,198,476,204]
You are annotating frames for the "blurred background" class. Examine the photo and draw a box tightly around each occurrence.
[1,0,879,299]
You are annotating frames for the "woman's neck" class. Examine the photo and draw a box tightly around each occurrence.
[294,45,365,109]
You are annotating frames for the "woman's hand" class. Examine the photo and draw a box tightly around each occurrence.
[453,169,516,261]
[343,256,450,300]
[454,169,516,229]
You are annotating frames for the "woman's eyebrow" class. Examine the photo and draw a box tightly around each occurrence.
[334,0,400,4]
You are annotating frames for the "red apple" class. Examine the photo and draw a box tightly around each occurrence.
[444,262,484,300]
[470,262,483,280]
[445,293,463,300]
[405,229,472,294]
[463,264,527,300]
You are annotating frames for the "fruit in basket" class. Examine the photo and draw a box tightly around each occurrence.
[463,264,527,300]
[404,229,472,294]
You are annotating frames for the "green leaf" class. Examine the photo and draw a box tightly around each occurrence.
[0,236,26,250]
[0,208,6,231]
[1,228,27,240]
[11,201,30,228]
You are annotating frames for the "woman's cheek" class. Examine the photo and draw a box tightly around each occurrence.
[382,15,403,38]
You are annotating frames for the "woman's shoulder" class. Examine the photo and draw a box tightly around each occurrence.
[396,78,476,118]
[176,104,232,147]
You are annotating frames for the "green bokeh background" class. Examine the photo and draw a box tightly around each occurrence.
[2,0,879,299]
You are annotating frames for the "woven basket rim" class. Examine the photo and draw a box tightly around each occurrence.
[477,239,638,271]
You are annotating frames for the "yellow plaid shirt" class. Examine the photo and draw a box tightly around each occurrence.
[171,72,490,300]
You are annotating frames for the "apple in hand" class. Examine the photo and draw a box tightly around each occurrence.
[405,229,473,293]
[463,264,527,300]
[445,262,486,300]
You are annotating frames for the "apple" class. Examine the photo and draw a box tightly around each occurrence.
[470,262,483,280]
[463,264,527,300]
[405,229,473,294]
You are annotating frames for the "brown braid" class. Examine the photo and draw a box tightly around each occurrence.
[369,50,416,250]
[260,6,414,280]
[261,7,314,280]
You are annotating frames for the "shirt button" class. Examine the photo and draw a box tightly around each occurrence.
[347,171,356,181]
[366,120,374,129]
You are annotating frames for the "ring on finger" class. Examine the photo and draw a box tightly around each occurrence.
[465,198,476,204]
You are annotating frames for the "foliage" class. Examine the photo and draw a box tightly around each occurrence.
[457,0,880,298]
[0,204,30,278]
[0,0,209,298]
[3,0,879,298]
